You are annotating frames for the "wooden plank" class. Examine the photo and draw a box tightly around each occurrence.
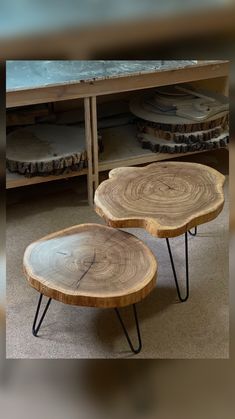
[99,147,218,171]
[6,168,87,189]
[84,97,94,205]
[6,61,229,108]
[23,223,157,308]
[91,96,99,189]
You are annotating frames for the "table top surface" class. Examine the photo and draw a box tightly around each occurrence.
[95,162,225,238]
[23,223,157,308]
[7,60,215,92]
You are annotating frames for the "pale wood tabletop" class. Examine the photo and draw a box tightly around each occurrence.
[23,223,157,308]
[95,162,225,238]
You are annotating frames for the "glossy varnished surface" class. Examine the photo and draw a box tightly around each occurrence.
[23,223,157,307]
[95,162,225,238]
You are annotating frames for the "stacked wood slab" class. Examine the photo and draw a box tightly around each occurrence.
[6,124,88,177]
[130,84,229,154]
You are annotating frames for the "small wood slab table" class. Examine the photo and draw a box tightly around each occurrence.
[24,223,157,354]
[94,162,225,301]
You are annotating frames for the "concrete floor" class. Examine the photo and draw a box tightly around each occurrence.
[6,151,229,358]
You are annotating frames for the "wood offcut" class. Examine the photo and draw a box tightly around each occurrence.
[130,85,229,154]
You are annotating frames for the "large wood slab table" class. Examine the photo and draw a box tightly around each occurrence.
[95,162,225,301]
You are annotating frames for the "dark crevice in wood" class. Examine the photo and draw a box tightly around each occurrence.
[75,250,96,289]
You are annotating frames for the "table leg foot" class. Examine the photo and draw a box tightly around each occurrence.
[188,226,198,236]
[32,294,52,337]
[114,304,142,354]
[166,232,189,302]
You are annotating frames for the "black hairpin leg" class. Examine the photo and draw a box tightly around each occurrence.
[188,226,197,237]
[166,232,189,302]
[32,293,52,337]
[114,304,142,354]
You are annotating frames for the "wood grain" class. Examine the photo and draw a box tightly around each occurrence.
[95,162,225,238]
[23,223,157,308]
[7,124,87,176]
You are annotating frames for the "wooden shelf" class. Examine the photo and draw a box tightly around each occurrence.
[7,124,228,189]
[6,61,229,198]
[7,61,228,108]
[98,124,214,171]
[6,168,87,189]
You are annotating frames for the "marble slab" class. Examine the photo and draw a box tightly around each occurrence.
[6,60,200,92]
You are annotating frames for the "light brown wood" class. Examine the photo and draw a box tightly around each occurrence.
[0,307,4,324]
[6,124,87,176]
[6,168,87,188]
[91,96,99,189]
[23,223,157,308]
[130,86,229,149]
[84,98,94,206]
[95,162,225,238]
[5,62,229,203]
[98,124,227,171]
[190,77,229,98]
[6,125,228,190]
[7,62,228,108]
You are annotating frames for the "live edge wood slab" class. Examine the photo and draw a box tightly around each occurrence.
[23,224,157,308]
[94,162,225,238]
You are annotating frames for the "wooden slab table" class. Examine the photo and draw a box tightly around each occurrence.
[23,223,157,354]
[6,60,229,204]
[95,162,225,301]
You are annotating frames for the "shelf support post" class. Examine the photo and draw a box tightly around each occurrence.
[91,96,99,190]
[84,97,94,206]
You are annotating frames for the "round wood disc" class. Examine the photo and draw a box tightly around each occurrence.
[95,162,225,238]
[7,124,87,175]
[130,93,228,126]
[24,224,157,308]
[138,131,229,153]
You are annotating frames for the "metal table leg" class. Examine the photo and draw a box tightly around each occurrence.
[115,304,142,354]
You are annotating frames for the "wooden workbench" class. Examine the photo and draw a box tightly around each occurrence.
[6,60,229,204]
